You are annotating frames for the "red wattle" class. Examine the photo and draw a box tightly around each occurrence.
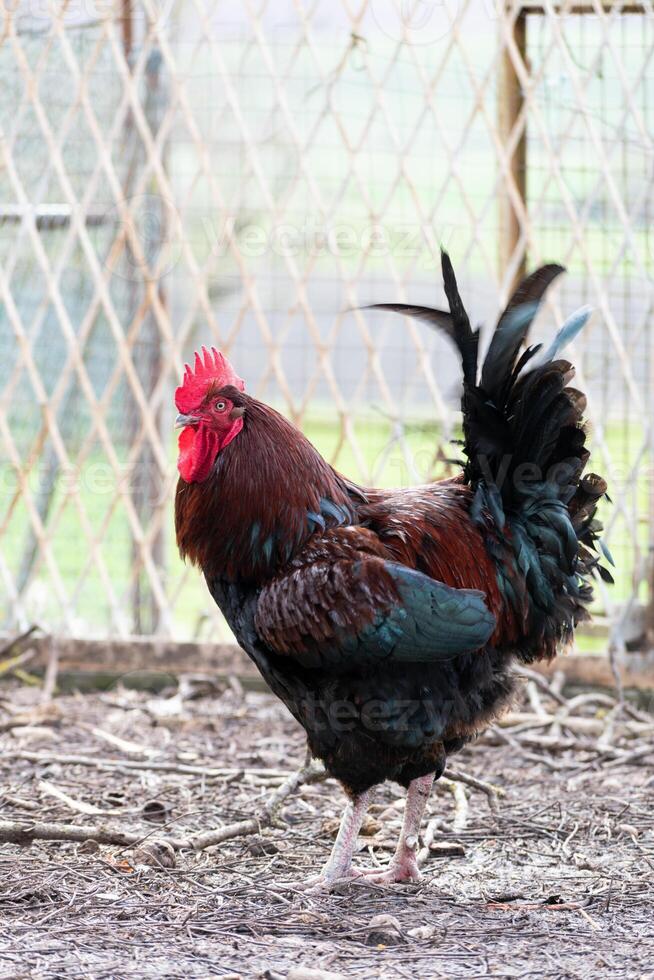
[177,424,219,484]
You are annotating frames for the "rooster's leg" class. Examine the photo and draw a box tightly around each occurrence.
[362,773,434,885]
[305,790,370,891]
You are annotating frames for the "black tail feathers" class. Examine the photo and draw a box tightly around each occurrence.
[367,250,571,495]
[367,250,612,653]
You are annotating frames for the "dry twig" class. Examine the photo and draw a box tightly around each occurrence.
[187,760,326,850]
[443,766,505,812]
[0,760,327,852]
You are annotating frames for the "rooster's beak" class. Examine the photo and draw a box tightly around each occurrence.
[175,413,198,429]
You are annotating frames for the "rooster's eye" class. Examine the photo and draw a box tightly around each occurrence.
[215,401,226,412]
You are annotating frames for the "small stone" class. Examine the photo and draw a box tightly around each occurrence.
[134,839,176,869]
[141,800,169,823]
[360,815,382,836]
[323,814,382,838]
[365,913,406,946]
[429,841,466,857]
[104,791,126,807]
[245,835,279,856]
[407,924,439,941]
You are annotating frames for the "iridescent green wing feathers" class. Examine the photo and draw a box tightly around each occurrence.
[255,548,496,670]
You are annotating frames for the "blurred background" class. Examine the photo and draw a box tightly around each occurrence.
[1,0,653,652]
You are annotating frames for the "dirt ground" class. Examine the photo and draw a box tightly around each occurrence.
[0,674,652,980]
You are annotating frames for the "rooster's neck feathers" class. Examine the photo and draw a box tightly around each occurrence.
[175,396,356,582]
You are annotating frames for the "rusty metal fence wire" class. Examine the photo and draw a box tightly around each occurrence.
[1,0,654,648]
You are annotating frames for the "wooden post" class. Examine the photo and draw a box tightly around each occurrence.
[498,4,528,296]
[119,0,133,56]
[120,3,168,634]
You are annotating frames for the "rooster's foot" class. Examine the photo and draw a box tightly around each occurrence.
[302,867,366,894]
[355,855,422,886]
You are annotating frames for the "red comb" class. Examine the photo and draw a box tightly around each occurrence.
[175,347,245,413]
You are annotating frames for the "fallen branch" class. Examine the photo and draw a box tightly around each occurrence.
[78,724,162,759]
[486,899,589,912]
[417,817,439,866]
[0,705,61,734]
[38,780,106,816]
[185,759,326,850]
[485,726,654,763]
[0,760,327,852]
[495,712,608,736]
[443,766,505,812]
[6,750,294,780]
[0,818,147,848]
[514,665,568,706]
[603,743,654,768]
[440,778,469,830]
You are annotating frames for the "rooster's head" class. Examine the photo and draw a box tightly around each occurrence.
[175,347,245,483]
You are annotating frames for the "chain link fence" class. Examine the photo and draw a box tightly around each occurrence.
[1,0,653,648]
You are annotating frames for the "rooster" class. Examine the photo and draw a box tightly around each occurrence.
[174,252,609,890]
